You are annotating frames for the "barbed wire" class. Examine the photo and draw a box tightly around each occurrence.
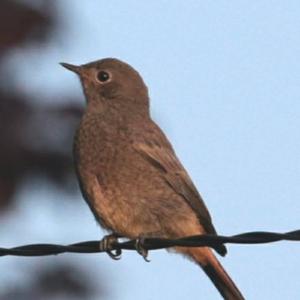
[0,230,299,258]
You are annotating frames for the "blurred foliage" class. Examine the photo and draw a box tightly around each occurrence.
[0,0,52,51]
[0,1,107,299]
[0,263,103,300]
[0,0,83,209]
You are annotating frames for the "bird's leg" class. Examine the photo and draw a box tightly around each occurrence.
[99,233,122,260]
[135,236,150,262]
[134,231,163,262]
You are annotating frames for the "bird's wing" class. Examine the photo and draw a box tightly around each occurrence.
[133,124,218,237]
[134,134,227,257]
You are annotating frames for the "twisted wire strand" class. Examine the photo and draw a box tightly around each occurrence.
[0,230,299,257]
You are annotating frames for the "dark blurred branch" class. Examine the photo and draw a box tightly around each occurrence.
[0,0,53,52]
[0,263,106,300]
[0,94,83,208]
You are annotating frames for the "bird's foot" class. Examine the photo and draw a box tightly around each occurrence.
[99,234,122,260]
[135,236,150,262]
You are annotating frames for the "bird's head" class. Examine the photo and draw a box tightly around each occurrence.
[61,58,149,117]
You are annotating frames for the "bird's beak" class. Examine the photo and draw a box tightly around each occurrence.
[60,62,81,74]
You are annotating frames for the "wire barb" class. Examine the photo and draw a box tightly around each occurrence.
[0,230,299,258]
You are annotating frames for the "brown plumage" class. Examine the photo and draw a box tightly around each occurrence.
[61,58,244,300]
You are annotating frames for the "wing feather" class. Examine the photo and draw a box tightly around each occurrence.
[134,140,227,256]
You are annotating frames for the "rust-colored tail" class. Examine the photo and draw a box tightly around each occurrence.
[184,247,244,300]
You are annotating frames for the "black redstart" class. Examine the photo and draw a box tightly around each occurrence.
[61,58,244,300]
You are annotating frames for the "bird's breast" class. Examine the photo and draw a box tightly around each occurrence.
[74,115,119,174]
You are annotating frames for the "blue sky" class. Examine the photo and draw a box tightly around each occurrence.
[2,1,300,299]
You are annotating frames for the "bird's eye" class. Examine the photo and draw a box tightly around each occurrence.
[96,71,110,83]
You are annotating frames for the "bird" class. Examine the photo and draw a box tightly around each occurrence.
[61,58,244,300]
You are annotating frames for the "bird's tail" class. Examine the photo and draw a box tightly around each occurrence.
[180,247,244,300]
